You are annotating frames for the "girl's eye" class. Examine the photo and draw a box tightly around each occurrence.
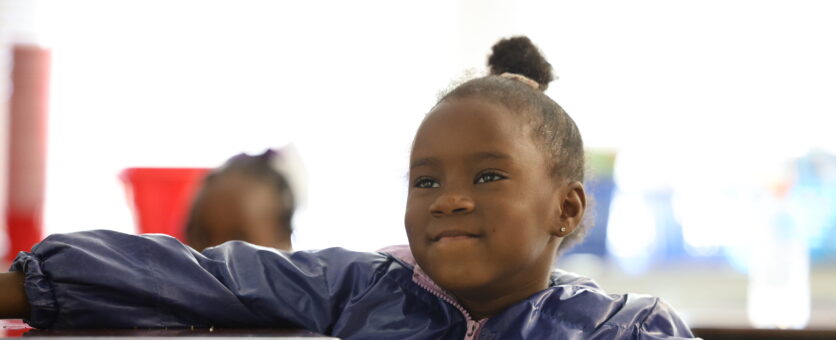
[414,177,440,188]
[475,172,507,184]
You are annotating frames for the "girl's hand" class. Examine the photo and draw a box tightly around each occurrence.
[0,271,29,319]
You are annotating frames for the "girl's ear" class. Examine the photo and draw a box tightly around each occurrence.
[552,181,586,237]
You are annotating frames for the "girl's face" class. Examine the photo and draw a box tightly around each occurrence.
[405,97,567,314]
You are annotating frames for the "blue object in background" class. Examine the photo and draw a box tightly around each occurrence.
[568,175,614,257]
[567,150,616,257]
[791,151,836,262]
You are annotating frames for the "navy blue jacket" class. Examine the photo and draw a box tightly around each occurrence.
[12,230,697,339]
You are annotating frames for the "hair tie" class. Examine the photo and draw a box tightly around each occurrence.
[499,72,539,90]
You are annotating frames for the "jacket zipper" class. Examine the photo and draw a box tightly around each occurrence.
[411,271,486,340]
[379,246,489,339]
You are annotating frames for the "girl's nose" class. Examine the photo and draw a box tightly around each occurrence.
[429,193,475,216]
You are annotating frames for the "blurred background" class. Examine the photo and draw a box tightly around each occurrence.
[1,0,834,332]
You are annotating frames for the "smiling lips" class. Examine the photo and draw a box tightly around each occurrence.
[432,230,481,242]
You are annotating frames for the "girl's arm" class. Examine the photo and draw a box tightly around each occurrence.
[0,271,29,318]
[11,230,385,331]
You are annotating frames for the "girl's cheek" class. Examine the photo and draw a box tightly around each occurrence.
[404,204,420,232]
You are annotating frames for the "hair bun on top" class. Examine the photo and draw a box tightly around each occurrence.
[487,36,554,91]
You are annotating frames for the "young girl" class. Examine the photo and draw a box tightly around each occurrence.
[0,36,696,339]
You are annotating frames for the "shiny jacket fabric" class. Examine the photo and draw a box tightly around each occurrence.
[12,230,697,339]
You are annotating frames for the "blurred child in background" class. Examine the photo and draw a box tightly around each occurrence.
[186,147,305,251]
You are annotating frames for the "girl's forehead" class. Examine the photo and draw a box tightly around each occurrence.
[423,98,522,128]
[416,99,530,143]
[410,98,541,164]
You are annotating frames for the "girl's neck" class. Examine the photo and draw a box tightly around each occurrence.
[455,275,551,320]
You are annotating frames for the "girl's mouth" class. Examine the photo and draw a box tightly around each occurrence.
[432,230,481,242]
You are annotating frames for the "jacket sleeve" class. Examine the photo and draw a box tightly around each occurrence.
[636,298,698,340]
[10,230,387,331]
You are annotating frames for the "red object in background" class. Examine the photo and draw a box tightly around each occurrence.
[4,45,51,263]
[119,168,210,242]
[0,319,32,337]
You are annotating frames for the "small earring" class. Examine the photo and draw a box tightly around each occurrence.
[560,227,566,233]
